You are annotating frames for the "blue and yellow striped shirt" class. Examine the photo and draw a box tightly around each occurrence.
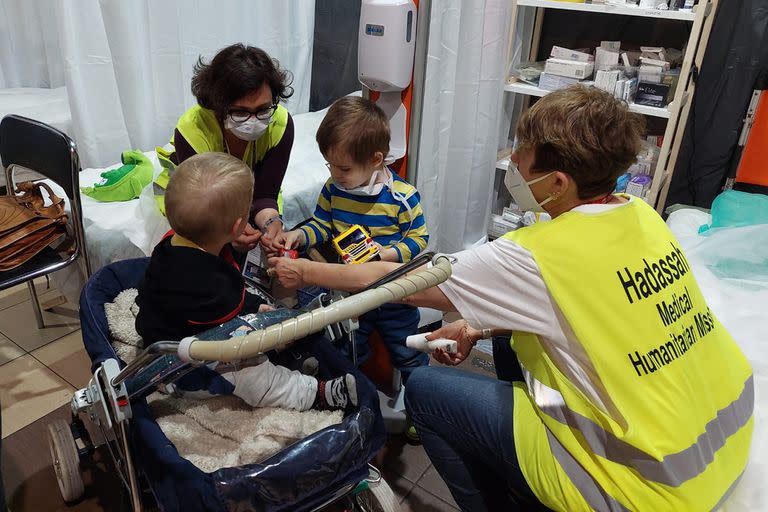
[300,173,429,263]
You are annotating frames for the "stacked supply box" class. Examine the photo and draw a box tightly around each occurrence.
[635,46,674,107]
[542,46,594,89]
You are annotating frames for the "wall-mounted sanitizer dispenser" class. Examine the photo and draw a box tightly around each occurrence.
[358,0,417,92]
[358,0,417,162]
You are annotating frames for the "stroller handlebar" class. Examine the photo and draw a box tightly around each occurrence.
[179,255,454,363]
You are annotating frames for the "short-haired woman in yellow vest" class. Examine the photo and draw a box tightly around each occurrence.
[156,43,293,252]
[268,86,754,512]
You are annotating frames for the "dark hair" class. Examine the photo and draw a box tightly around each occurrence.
[316,96,390,165]
[191,43,294,118]
[516,85,646,199]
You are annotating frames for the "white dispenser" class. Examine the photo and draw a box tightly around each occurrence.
[358,0,418,162]
[358,0,417,92]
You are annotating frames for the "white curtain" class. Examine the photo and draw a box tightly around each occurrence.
[415,0,513,253]
[0,1,64,88]
[0,0,315,168]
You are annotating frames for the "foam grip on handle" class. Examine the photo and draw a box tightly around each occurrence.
[406,333,458,354]
[187,256,454,362]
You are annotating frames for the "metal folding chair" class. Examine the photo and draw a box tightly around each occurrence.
[0,114,92,328]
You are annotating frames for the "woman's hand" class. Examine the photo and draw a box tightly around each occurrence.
[232,224,262,252]
[431,319,482,366]
[267,257,308,290]
[272,230,306,251]
[259,220,284,255]
[258,304,276,313]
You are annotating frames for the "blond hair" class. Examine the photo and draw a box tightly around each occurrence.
[516,85,646,199]
[165,152,254,245]
[316,96,390,164]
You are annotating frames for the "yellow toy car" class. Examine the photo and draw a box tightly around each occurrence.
[332,225,381,264]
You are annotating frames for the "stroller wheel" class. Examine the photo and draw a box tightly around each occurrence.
[47,419,84,502]
[354,468,400,512]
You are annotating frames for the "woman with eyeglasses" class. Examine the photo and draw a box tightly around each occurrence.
[156,43,294,252]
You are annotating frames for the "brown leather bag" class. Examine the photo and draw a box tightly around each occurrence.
[0,181,68,271]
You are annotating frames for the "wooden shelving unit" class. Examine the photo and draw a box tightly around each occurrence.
[501,0,720,211]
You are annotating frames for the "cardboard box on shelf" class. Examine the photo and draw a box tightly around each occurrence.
[623,77,639,102]
[550,45,594,62]
[595,69,621,95]
[544,58,595,79]
[615,78,627,99]
[638,65,663,84]
[635,82,670,107]
[595,47,620,72]
[538,72,583,91]
[639,57,671,71]
[489,214,520,239]
[626,174,653,198]
[600,41,621,51]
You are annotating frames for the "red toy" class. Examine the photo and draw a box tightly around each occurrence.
[278,249,299,259]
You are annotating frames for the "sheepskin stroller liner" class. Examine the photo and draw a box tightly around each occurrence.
[78,258,386,512]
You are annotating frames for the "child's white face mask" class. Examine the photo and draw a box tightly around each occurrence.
[224,117,269,141]
[335,169,391,196]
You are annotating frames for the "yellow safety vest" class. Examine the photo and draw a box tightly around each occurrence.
[502,197,753,511]
[154,104,287,215]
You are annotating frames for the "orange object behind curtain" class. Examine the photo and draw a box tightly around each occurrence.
[736,91,768,188]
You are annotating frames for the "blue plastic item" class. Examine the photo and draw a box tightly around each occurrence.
[699,190,768,234]
[614,172,632,193]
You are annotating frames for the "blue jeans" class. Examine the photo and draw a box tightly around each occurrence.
[348,303,428,384]
[405,366,548,511]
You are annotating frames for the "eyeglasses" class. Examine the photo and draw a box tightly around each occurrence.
[227,104,277,123]
[325,162,350,172]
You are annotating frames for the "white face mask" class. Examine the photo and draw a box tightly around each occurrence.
[224,116,269,141]
[335,169,390,196]
[504,163,555,213]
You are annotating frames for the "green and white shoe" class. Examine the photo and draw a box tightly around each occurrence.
[405,415,421,445]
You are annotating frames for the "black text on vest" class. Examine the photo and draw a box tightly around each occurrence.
[616,243,690,305]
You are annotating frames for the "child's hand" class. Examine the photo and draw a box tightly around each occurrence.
[375,244,399,262]
[267,257,307,290]
[273,230,305,251]
[232,224,262,252]
[258,304,276,313]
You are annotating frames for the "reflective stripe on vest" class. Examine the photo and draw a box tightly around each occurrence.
[546,428,630,512]
[153,104,288,215]
[523,363,753,487]
[502,197,753,511]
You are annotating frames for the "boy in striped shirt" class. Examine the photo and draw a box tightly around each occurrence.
[275,96,429,385]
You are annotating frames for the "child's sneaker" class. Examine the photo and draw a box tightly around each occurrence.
[405,414,421,445]
[315,374,359,411]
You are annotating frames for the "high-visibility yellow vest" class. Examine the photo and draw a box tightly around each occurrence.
[154,104,287,215]
[502,197,753,511]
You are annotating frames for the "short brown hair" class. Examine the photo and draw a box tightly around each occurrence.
[165,153,254,245]
[516,86,646,199]
[191,44,293,119]
[316,96,390,164]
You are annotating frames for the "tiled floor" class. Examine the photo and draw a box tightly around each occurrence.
[0,281,461,511]
[381,437,461,511]
[0,281,85,439]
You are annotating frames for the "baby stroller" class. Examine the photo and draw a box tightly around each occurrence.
[46,256,453,511]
